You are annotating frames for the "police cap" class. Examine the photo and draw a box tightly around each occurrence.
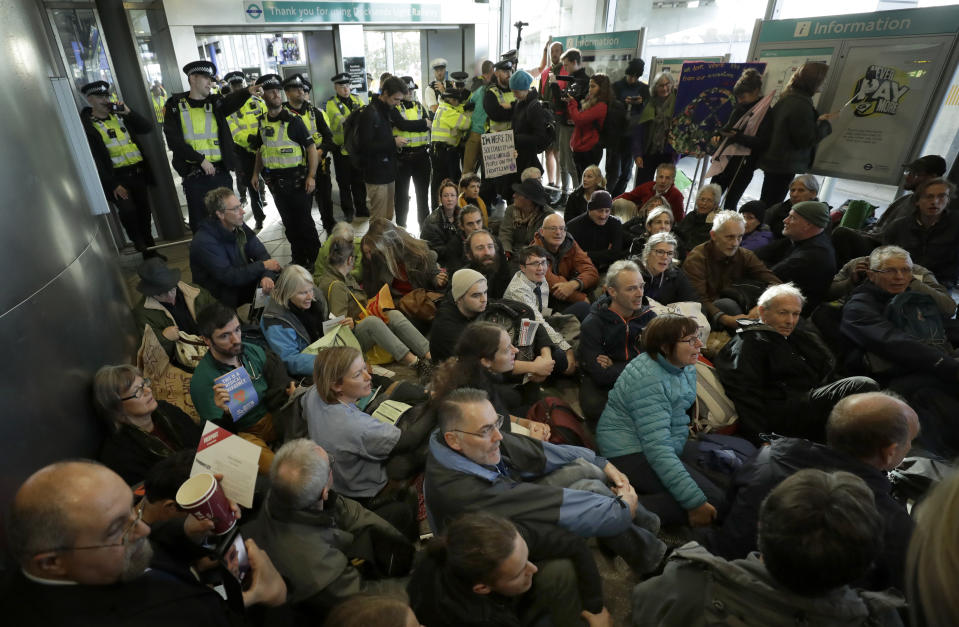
[224,71,245,84]
[501,49,518,61]
[431,58,448,69]
[255,73,283,90]
[182,60,217,78]
[493,59,513,72]
[331,72,352,84]
[450,71,469,83]
[283,74,308,91]
[80,81,110,97]
[401,75,418,90]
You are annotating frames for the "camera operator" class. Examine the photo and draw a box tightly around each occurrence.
[425,58,453,114]
[549,48,589,205]
[536,39,566,193]
[610,59,650,197]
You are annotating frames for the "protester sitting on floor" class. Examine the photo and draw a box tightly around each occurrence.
[632,469,906,626]
[711,391,918,591]
[313,221,363,284]
[190,186,281,308]
[637,232,699,305]
[882,177,959,287]
[424,388,667,576]
[531,213,598,321]
[579,260,656,424]
[408,512,611,627]
[458,203,486,239]
[624,201,674,257]
[674,183,721,253]
[132,257,215,365]
[458,173,489,227]
[94,364,201,485]
[503,245,578,375]
[566,190,625,273]
[598,314,741,528]
[303,346,430,537]
[828,254,957,316]
[738,200,772,251]
[614,162,684,224]
[430,269,559,379]
[422,178,465,271]
[139,450,195,525]
[430,321,550,439]
[763,173,820,239]
[499,178,553,258]
[317,238,431,371]
[361,218,448,300]
[755,200,836,314]
[3,460,287,625]
[247,439,411,616]
[563,164,607,222]
[682,210,780,332]
[191,302,293,474]
[715,283,878,444]
[840,245,959,458]
[462,229,513,299]
[261,264,333,377]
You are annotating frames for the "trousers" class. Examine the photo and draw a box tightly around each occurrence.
[233,146,265,222]
[112,166,155,250]
[354,310,430,360]
[331,150,367,218]
[395,149,431,228]
[266,172,320,271]
[183,168,233,232]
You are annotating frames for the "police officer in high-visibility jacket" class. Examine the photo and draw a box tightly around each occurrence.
[324,73,367,222]
[80,80,161,259]
[482,59,518,202]
[429,88,472,210]
[224,71,267,230]
[163,60,262,232]
[250,74,321,271]
[393,76,433,229]
[282,74,338,236]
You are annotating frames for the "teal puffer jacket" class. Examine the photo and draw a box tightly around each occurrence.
[597,352,705,509]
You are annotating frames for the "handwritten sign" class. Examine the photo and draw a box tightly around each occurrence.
[481,130,517,179]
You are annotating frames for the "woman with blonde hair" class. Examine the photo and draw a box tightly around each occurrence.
[565,73,613,180]
[361,218,448,300]
[623,195,673,255]
[261,264,334,376]
[563,164,606,222]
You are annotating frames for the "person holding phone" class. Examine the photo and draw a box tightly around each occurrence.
[80,81,161,259]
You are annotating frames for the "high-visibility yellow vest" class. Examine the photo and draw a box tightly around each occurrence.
[92,115,144,168]
[486,85,515,132]
[227,97,265,151]
[393,102,430,148]
[177,98,221,162]
[431,101,471,147]
[258,116,305,170]
[324,94,363,147]
[285,102,323,145]
[151,94,166,123]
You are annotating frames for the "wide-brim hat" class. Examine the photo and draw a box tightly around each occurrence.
[136,257,180,296]
[511,178,550,207]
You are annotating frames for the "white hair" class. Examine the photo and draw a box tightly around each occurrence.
[758,282,806,310]
[869,245,912,271]
[605,259,642,290]
[697,183,722,206]
[711,210,746,233]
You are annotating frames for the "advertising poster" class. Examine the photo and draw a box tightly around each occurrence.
[754,48,834,106]
[556,30,641,79]
[670,62,766,156]
[813,39,946,183]
[481,130,517,178]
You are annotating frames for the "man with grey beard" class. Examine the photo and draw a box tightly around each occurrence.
[3,460,286,625]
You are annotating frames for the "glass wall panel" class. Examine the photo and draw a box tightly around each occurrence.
[50,8,116,97]
[392,31,422,89]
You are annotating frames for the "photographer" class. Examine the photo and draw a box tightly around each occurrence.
[565,73,612,181]
[536,39,566,191]
[424,58,453,114]
[550,48,589,204]
[610,59,650,197]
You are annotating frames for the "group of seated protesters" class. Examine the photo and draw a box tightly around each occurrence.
[8,139,959,626]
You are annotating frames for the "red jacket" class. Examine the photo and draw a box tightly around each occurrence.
[566,100,607,153]
[531,231,599,303]
[615,181,686,224]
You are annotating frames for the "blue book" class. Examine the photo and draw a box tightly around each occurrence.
[214,366,259,422]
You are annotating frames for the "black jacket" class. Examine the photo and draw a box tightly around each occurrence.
[81,107,155,195]
[579,294,656,389]
[565,213,625,272]
[641,264,700,305]
[711,436,913,591]
[758,231,837,314]
[715,321,836,442]
[163,88,251,176]
[420,208,463,270]
[882,208,959,286]
[563,186,590,222]
[511,89,549,173]
[357,98,399,184]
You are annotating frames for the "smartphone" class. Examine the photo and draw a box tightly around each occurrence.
[214,525,251,585]
[108,102,123,113]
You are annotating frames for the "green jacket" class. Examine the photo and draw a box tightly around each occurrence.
[317,266,368,321]
[133,282,216,359]
[313,236,363,285]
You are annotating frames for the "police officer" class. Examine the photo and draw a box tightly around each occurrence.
[393,76,432,229]
[163,60,262,232]
[483,59,518,203]
[324,73,367,222]
[430,89,472,210]
[251,74,320,271]
[424,58,453,114]
[80,80,162,259]
[282,74,337,235]
[224,71,267,230]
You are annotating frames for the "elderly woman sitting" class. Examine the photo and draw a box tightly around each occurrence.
[675,183,722,253]
[638,232,699,305]
[94,364,201,485]
[624,199,675,256]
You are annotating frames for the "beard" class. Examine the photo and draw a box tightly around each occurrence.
[472,253,500,274]
[120,537,154,582]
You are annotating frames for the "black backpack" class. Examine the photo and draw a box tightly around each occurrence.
[539,107,558,153]
[599,98,627,149]
[478,298,539,361]
[342,104,368,169]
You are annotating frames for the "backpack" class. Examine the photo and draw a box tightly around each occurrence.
[885,291,949,351]
[538,107,558,153]
[342,104,369,169]
[692,358,738,434]
[478,298,540,361]
[526,397,596,450]
[599,98,626,149]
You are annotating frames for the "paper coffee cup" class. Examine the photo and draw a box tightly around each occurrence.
[175,473,236,535]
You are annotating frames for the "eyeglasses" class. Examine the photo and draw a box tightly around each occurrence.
[120,378,151,401]
[872,267,912,277]
[223,203,244,213]
[650,249,675,258]
[39,506,144,554]
[678,335,703,347]
[452,414,505,439]
[542,226,566,233]
[522,260,548,268]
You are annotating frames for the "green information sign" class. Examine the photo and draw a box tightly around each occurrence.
[757,48,834,58]
[559,30,640,52]
[758,5,959,43]
[244,2,442,23]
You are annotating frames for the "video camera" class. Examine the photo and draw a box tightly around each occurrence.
[557,74,589,101]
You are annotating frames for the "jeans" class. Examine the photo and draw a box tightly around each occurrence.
[555,123,576,192]
[354,310,429,360]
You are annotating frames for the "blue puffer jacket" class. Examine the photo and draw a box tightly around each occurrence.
[261,288,329,376]
[598,352,705,509]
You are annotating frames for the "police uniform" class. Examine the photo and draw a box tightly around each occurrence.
[430,89,472,210]
[252,74,320,271]
[162,60,253,231]
[424,58,453,113]
[283,74,338,235]
[80,80,159,257]
[324,73,367,221]
[224,71,267,228]
[483,60,519,202]
[393,76,432,228]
